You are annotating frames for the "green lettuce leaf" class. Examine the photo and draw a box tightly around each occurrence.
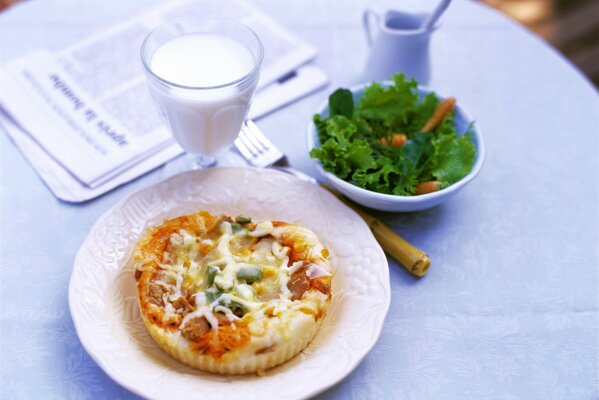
[430,131,476,184]
[310,74,476,197]
[356,74,419,128]
[328,88,354,119]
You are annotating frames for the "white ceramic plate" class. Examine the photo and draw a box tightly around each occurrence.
[69,167,390,400]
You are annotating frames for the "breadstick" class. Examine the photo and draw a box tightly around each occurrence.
[320,184,431,277]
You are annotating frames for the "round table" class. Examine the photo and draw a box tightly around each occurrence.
[1,0,598,398]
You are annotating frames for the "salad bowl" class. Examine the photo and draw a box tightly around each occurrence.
[307,81,485,212]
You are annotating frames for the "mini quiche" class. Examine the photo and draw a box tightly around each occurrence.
[133,211,332,374]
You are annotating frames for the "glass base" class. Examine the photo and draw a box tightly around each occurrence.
[160,149,247,180]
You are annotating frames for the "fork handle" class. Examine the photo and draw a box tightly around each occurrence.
[320,185,431,277]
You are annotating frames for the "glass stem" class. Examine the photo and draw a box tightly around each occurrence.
[193,154,217,169]
[192,154,216,169]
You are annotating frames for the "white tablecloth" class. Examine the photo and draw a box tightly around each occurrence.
[1,0,598,398]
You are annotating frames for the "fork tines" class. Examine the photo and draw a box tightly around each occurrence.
[235,120,285,168]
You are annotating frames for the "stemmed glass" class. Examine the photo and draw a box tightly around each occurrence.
[141,18,263,174]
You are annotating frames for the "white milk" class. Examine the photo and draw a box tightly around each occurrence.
[148,33,257,155]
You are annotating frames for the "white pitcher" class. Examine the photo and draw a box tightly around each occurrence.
[362,9,436,85]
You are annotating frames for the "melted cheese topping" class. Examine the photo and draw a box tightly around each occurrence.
[135,212,334,374]
[154,220,300,330]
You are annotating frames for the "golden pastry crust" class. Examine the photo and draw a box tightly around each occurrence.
[134,211,332,374]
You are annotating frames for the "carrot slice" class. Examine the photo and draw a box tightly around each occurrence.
[379,133,407,147]
[422,98,456,133]
[415,181,441,195]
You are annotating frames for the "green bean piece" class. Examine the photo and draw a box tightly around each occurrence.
[231,222,244,233]
[235,215,252,225]
[236,265,263,283]
[220,298,247,317]
[204,288,222,303]
[207,265,219,286]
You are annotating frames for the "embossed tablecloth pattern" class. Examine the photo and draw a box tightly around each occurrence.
[1,0,598,399]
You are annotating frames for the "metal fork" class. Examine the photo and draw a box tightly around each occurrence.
[235,120,431,277]
[235,120,288,168]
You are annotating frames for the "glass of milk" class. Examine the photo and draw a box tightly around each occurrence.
[141,18,263,170]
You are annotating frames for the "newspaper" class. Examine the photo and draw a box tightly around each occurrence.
[0,0,328,201]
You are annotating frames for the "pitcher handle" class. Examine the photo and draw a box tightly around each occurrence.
[362,9,380,46]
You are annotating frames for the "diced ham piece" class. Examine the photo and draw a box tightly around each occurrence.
[287,264,310,301]
[147,283,166,306]
[181,316,210,341]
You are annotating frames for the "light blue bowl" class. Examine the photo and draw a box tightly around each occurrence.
[307,82,485,212]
